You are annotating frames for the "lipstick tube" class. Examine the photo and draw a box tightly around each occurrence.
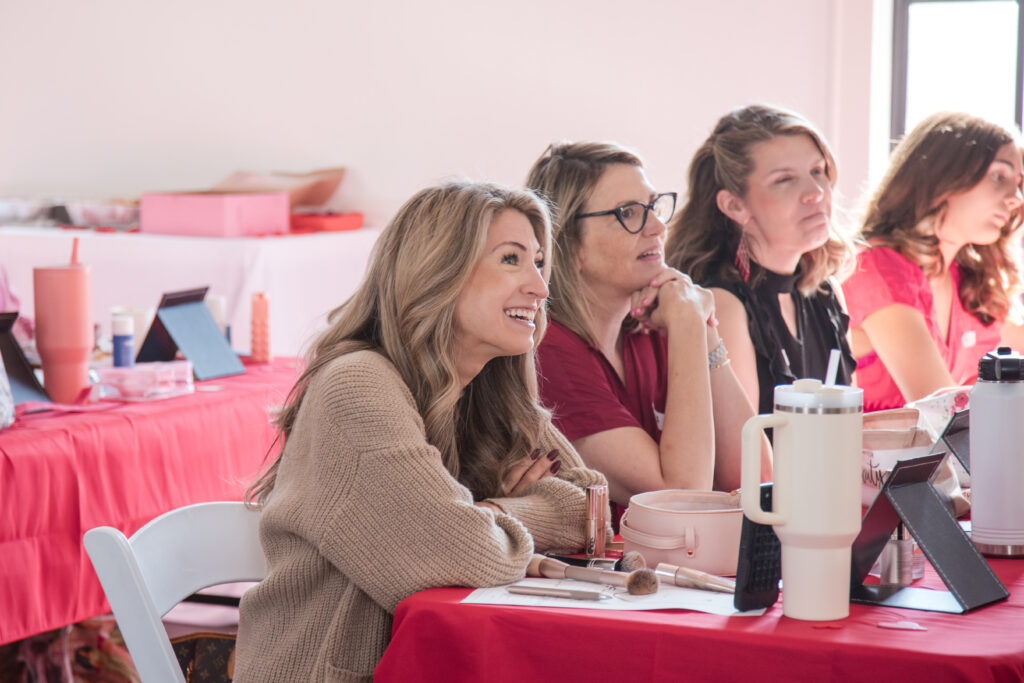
[585,484,608,558]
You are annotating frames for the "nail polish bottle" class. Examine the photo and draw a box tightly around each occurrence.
[111,314,135,368]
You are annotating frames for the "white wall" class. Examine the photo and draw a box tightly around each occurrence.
[0,0,875,227]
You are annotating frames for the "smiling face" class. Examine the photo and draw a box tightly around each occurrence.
[939,142,1024,248]
[575,163,667,299]
[452,209,549,380]
[719,133,832,273]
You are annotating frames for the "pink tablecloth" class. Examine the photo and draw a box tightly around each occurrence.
[0,358,299,644]
[377,560,1024,682]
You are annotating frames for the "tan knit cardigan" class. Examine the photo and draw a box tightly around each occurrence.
[234,350,605,682]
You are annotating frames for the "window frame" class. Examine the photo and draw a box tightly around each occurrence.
[890,0,1024,143]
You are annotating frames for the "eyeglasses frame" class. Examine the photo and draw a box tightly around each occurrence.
[574,192,678,234]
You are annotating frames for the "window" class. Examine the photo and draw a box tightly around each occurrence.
[890,0,1024,142]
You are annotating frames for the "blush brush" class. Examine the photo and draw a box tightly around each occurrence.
[527,554,659,595]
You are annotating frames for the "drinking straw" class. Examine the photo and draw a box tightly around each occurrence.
[825,348,840,386]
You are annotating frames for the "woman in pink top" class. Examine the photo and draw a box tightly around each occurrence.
[843,112,1024,411]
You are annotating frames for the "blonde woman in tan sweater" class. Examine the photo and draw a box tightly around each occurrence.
[234,182,606,682]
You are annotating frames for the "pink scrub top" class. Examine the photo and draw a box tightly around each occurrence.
[842,246,1000,411]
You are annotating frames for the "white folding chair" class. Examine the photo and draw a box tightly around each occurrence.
[84,501,267,683]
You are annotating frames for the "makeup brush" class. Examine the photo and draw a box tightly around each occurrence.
[507,585,609,601]
[527,554,659,596]
[543,550,647,573]
[655,562,736,594]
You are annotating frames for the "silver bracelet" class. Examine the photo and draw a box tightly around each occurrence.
[708,339,730,370]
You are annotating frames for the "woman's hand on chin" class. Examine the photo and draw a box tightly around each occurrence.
[500,448,561,496]
[630,267,715,334]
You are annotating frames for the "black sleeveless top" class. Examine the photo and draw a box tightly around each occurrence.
[707,262,855,415]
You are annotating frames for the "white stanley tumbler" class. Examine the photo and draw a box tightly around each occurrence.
[741,379,863,620]
[970,347,1024,556]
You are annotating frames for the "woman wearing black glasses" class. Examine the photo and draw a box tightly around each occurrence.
[526,142,768,520]
[665,105,856,416]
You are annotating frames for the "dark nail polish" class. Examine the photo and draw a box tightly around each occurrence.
[530,449,541,460]
[546,449,560,461]
[550,460,561,474]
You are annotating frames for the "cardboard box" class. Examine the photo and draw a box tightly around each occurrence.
[289,212,363,233]
[140,192,290,238]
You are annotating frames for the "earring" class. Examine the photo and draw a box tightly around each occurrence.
[734,234,751,283]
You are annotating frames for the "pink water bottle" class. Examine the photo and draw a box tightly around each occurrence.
[33,238,93,403]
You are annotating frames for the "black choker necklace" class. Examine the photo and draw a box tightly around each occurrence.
[752,262,798,294]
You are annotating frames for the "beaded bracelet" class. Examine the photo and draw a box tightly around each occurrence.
[708,339,730,370]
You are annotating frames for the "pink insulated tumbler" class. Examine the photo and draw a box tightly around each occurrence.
[33,238,93,403]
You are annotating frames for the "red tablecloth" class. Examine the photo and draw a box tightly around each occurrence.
[377,559,1024,682]
[0,358,299,645]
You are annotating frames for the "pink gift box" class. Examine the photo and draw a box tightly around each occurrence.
[140,192,289,237]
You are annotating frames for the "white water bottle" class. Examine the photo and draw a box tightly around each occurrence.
[741,379,863,620]
[970,347,1024,556]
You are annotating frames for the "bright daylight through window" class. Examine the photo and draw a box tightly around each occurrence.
[892,0,1024,141]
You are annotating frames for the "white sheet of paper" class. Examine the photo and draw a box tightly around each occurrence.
[461,578,765,617]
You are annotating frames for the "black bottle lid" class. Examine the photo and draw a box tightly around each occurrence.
[978,347,1024,381]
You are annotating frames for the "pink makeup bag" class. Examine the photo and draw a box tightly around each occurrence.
[620,490,743,576]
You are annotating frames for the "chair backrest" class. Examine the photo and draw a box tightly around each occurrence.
[84,501,267,683]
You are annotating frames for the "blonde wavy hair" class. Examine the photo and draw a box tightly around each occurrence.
[525,141,644,346]
[247,181,553,504]
[861,111,1023,325]
[665,104,853,295]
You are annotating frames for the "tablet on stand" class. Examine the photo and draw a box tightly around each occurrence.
[136,287,244,381]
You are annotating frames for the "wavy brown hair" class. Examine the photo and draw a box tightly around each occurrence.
[860,112,1022,325]
[525,141,644,346]
[665,104,852,295]
[247,182,553,504]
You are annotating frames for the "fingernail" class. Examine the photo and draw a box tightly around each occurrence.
[651,279,658,286]
[530,449,541,460]
[550,460,561,474]
[632,307,642,316]
[641,297,649,306]
[546,449,560,461]
[641,321,650,329]
[709,315,719,327]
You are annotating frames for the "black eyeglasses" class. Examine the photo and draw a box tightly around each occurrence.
[575,192,677,234]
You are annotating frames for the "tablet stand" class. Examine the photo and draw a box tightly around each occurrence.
[849,452,1007,614]
[0,312,49,403]
[136,287,244,381]
[931,408,970,473]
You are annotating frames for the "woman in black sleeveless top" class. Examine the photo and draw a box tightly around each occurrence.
[665,105,855,415]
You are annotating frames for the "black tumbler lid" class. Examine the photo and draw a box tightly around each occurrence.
[978,347,1024,381]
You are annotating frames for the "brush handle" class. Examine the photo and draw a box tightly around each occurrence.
[564,565,628,588]
[527,554,569,579]
[656,563,736,593]
[508,585,607,601]
[544,554,617,570]
[677,566,736,591]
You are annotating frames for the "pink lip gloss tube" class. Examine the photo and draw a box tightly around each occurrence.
[586,484,608,558]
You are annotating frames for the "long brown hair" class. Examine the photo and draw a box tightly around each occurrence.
[525,141,643,346]
[665,104,852,295]
[861,112,1022,325]
[247,182,553,503]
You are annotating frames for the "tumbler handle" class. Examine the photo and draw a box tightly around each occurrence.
[741,414,786,526]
